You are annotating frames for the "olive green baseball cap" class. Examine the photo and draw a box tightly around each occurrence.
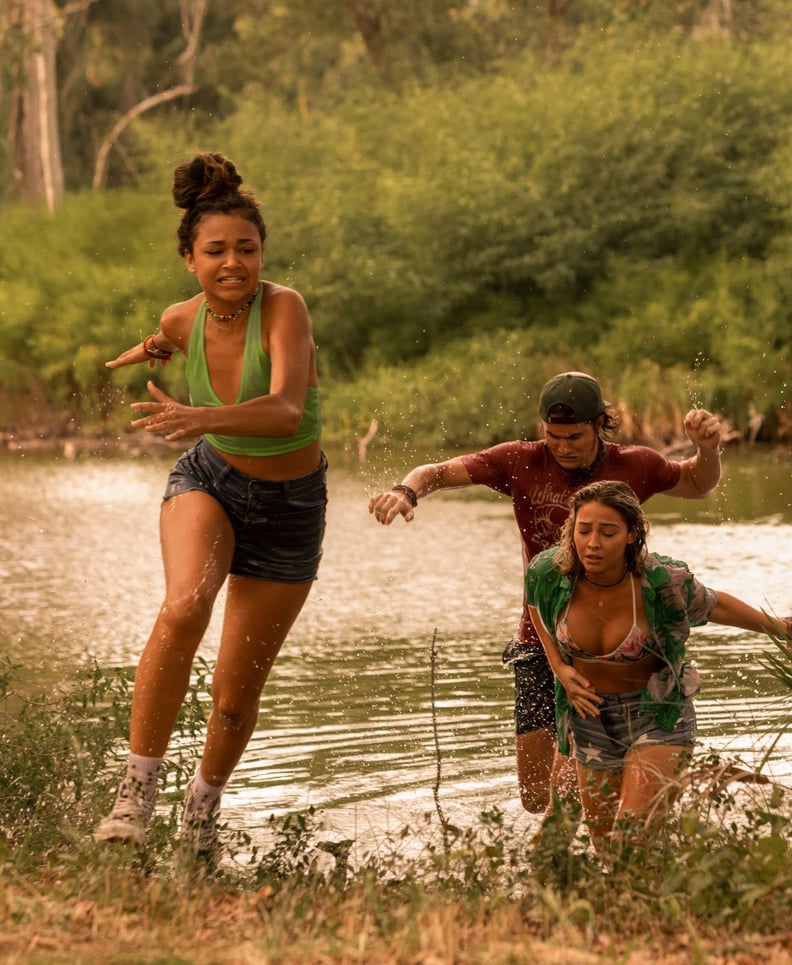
[539,372,611,424]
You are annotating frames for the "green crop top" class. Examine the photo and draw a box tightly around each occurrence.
[185,283,321,457]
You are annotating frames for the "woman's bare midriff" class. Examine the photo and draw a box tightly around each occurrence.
[571,651,664,695]
[212,439,322,481]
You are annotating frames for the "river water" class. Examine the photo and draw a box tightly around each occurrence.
[1,446,791,852]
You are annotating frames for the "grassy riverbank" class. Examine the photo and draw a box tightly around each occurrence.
[2,650,792,965]
[4,805,792,965]
[4,869,792,964]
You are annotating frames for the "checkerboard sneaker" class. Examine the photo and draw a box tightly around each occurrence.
[94,776,156,847]
[179,777,221,858]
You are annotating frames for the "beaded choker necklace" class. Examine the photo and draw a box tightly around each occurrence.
[206,284,258,322]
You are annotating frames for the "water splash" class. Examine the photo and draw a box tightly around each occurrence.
[685,350,709,409]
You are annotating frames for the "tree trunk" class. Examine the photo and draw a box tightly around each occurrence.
[345,1,386,71]
[13,0,64,210]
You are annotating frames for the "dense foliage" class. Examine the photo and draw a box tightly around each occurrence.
[1,3,792,449]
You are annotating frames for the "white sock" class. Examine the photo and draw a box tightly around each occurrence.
[111,753,163,823]
[124,752,163,803]
[185,770,225,816]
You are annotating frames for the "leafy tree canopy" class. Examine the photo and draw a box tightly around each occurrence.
[1,1,791,447]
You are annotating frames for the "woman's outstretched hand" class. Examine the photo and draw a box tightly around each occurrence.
[106,340,173,370]
[130,382,200,441]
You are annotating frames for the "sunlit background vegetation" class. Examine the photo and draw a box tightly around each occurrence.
[3,6,792,958]
[2,0,791,452]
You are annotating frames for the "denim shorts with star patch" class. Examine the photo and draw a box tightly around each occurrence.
[570,689,696,772]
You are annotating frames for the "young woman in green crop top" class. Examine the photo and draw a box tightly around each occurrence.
[95,152,326,859]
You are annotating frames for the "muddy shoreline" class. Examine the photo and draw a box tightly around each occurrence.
[0,428,186,459]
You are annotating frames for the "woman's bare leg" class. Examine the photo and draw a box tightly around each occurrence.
[615,744,687,836]
[96,491,234,844]
[129,491,234,756]
[515,726,560,812]
[198,574,314,785]
[577,762,621,853]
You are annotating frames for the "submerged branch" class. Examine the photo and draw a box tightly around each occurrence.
[429,627,451,845]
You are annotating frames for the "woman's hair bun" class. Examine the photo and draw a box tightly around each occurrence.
[172,152,244,209]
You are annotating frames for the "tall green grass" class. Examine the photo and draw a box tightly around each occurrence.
[0,646,790,960]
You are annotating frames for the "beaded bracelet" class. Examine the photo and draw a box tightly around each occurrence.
[392,484,418,507]
[143,334,173,361]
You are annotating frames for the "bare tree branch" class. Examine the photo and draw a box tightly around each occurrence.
[92,0,209,190]
[92,84,196,191]
[177,0,209,85]
[60,0,100,15]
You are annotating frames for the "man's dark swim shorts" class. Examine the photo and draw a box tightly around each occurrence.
[503,639,556,734]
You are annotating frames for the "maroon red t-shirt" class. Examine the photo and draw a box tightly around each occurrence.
[460,440,682,646]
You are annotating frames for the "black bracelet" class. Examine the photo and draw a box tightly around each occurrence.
[392,484,418,507]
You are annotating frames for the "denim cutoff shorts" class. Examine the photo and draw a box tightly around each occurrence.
[502,641,556,734]
[571,689,696,772]
[163,438,327,583]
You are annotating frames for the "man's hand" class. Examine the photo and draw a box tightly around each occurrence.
[684,408,722,452]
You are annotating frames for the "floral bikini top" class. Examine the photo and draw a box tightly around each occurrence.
[556,575,654,663]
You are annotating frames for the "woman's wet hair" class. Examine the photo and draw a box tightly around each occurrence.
[555,479,649,577]
[172,152,267,256]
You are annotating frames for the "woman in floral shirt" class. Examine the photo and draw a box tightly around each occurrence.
[525,480,790,851]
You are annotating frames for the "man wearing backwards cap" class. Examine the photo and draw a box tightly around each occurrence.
[369,371,722,814]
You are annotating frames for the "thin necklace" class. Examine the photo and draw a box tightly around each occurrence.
[205,284,258,322]
[583,567,627,587]
[584,569,627,587]
[583,569,628,607]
